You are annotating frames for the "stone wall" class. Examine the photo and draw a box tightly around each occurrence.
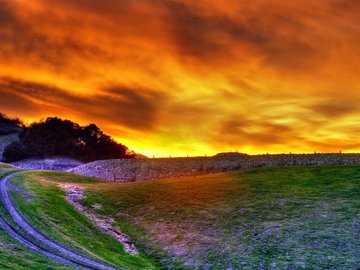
[13,158,83,171]
[68,153,360,182]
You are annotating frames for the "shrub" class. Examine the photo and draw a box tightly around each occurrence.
[3,117,135,162]
[3,141,27,162]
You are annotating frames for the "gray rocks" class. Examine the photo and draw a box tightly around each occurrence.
[12,158,83,171]
[69,153,360,183]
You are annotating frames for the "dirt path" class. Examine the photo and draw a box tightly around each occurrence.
[0,171,118,270]
[61,184,138,255]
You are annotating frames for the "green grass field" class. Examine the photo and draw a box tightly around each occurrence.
[0,167,75,269]
[0,229,74,270]
[1,165,360,269]
[7,171,159,270]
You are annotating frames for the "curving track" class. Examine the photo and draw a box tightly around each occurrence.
[0,171,119,270]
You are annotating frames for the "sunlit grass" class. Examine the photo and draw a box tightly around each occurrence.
[0,168,73,270]
[8,171,160,270]
[80,166,360,269]
[4,165,360,269]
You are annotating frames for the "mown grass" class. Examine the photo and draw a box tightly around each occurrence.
[8,171,159,270]
[5,165,360,269]
[0,229,74,270]
[0,167,74,270]
[79,165,360,270]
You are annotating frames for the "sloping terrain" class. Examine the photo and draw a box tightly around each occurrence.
[0,165,74,270]
[1,172,120,269]
[0,166,159,269]
[0,228,74,270]
[0,115,22,160]
[1,164,359,269]
[78,166,360,269]
[0,133,19,160]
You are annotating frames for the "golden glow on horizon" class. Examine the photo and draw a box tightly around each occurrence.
[1,0,360,157]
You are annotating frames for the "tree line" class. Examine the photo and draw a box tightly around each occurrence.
[0,113,24,135]
[2,116,137,162]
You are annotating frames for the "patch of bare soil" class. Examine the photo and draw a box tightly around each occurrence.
[60,184,138,255]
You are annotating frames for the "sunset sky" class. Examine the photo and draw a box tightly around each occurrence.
[1,0,360,157]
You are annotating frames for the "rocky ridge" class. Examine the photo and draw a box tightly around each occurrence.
[69,153,360,182]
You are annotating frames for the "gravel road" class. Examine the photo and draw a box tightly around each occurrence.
[0,171,119,270]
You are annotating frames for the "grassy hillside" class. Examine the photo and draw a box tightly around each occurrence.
[8,171,159,270]
[3,166,360,269]
[0,229,74,270]
[81,166,360,269]
[0,168,74,270]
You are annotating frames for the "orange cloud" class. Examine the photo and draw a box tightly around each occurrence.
[1,0,360,157]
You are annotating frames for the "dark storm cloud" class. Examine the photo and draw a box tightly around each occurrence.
[0,90,39,112]
[329,0,360,11]
[0,1,14,25]
[164,1,321,70]
[308,100,360,118]
[0,78,167,130]
[2,0,360,155]
[218,117,296,147]
[95,87,167,130]
[0,0,344,74]
[164,1,267,60]
[0,1,119,77]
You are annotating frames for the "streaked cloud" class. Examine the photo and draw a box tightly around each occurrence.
[1,0,360,156]
[0,78,167,131]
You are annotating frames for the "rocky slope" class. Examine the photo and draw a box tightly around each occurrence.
[69,153,360,182]
[11,158,83,171]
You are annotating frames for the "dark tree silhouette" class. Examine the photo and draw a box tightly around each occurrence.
[0,113,23,135]
[3,117,134,162]
[2,141,27,161]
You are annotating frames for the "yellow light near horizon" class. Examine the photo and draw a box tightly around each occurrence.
[2,0,360,156]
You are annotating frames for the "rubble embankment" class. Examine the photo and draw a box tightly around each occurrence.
[68,153,360,182]
[12,158,83,171]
